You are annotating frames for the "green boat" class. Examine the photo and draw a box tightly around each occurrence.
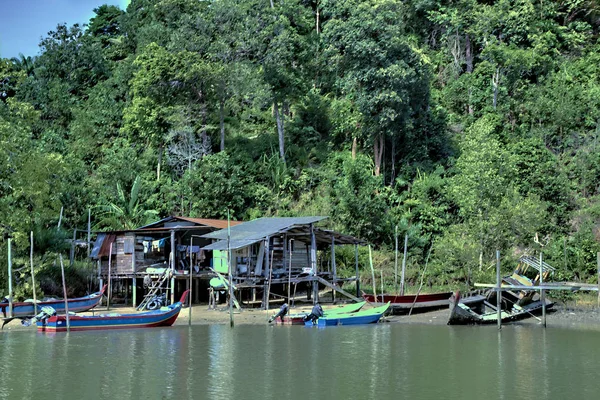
[272,301,367,325]
[313,302,391,326]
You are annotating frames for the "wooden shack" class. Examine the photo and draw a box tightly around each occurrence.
[201,216,366,309]
[90,216,241,306]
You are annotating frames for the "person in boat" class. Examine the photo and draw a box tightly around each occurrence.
[268,303,289,323]
[303,303,323,323]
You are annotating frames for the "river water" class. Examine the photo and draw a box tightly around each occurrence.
[1,323,599,399]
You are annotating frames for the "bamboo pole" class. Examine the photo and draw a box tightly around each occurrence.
[394,225,398,293]
[597,252,600,309]
[87,209,91,258]
[170,230,176,305]
[400,233,408,296]
[7,238,13,318]
[368,245,376,300]
[59,254,70,332]
[355,244,360,298]
[107,242,112,311]
[288,239,293,303]
[227,210,233,328]
[30,231,37,315]
[380,270,384,303]
[496,250,501,330]
[540,251,546,328]
[189,236,193,326]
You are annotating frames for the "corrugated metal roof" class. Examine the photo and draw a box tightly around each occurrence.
[202,239,263,251]
[137,216,241,230]
[202,216,328,240]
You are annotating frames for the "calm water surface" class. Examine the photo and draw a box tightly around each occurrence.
[1,323,599,399]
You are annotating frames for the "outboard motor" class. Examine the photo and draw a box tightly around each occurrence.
[268,303,289,323]
[303,304,323,323]
[21,306,57,327]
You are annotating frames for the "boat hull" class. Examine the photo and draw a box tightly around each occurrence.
[1,286,106,318]
[38,304,182,332]
[314,303,390,326]
[362,292,453,313]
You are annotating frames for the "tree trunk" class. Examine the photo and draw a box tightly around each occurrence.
[390,138,396,187]
[351,137,357,160]
[270,0,274,8]
[373,134,384,176]
[274,101,286,163]
[492,67,500,111]
[157,144,162,181]
[465,33,474,115]
[220,98,225,152]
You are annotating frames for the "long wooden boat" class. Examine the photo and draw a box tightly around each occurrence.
[37,290,189,332]
[447,291,553,325]
[362,291,453,313]
[311,302,391,327]
[1,285,107,319]
[273,301,367,325]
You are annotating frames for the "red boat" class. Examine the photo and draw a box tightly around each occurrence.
[362,292,454,313]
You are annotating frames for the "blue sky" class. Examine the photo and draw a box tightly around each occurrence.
[0,0,131,59]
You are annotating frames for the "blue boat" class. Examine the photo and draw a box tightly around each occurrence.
[1,285,106,319]
[37,290,189,332]
[306,302,391,327]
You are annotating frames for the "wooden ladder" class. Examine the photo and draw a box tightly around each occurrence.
[137,269,171,310]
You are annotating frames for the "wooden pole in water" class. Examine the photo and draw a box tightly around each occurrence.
[540,251,546,328]
[355,244,360,298]
[107,242,112,311]
[30,231,37,315]
[597,252,600,309]
[400,233,408,296]
[227,210,234,328]
[189,236,193,326]
[368,245,377,300]
[288,239,293,304]
[394,225,398,293]
[59,254,70,332]
[496,250,501,330]
[7,238,13,318]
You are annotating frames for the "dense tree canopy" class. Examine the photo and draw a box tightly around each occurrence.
[3,0,600,296]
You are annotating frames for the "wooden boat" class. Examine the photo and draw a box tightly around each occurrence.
[309,302,391,327]
[37,290,189,332]
[273,301,367,325]
[362,291,453,313]
[447,291,553,325]
[1,285,107,319]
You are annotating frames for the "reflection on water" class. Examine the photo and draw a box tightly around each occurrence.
[1,323,600,400]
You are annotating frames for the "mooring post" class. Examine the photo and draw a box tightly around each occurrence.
[30,231,37,315]
[7,238,13,318]
[170,230,176,305]
[496,250,501,330]
[394,225,398,293]
[108,242,113,311]
[59,254,70,332]
[597,252,600,309]
[369,245,376,300]
[331,234,336,303]
[540,251,546,328]
[355,244,360,298]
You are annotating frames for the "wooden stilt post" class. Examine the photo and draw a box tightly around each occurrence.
[355,244,360,298]
[30,231,37,315]
[540,251,546,328]
[59,254,70,332]
[331,235,336,303]
[7,238,13,318]
[189,236,193,326]
[108,242,112,311]
[131,234,136,307]
[496,250,501,330]
[263,237,271,309]
[288,239,293,304]
[170,230,176,305]
[310,224,318,304]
